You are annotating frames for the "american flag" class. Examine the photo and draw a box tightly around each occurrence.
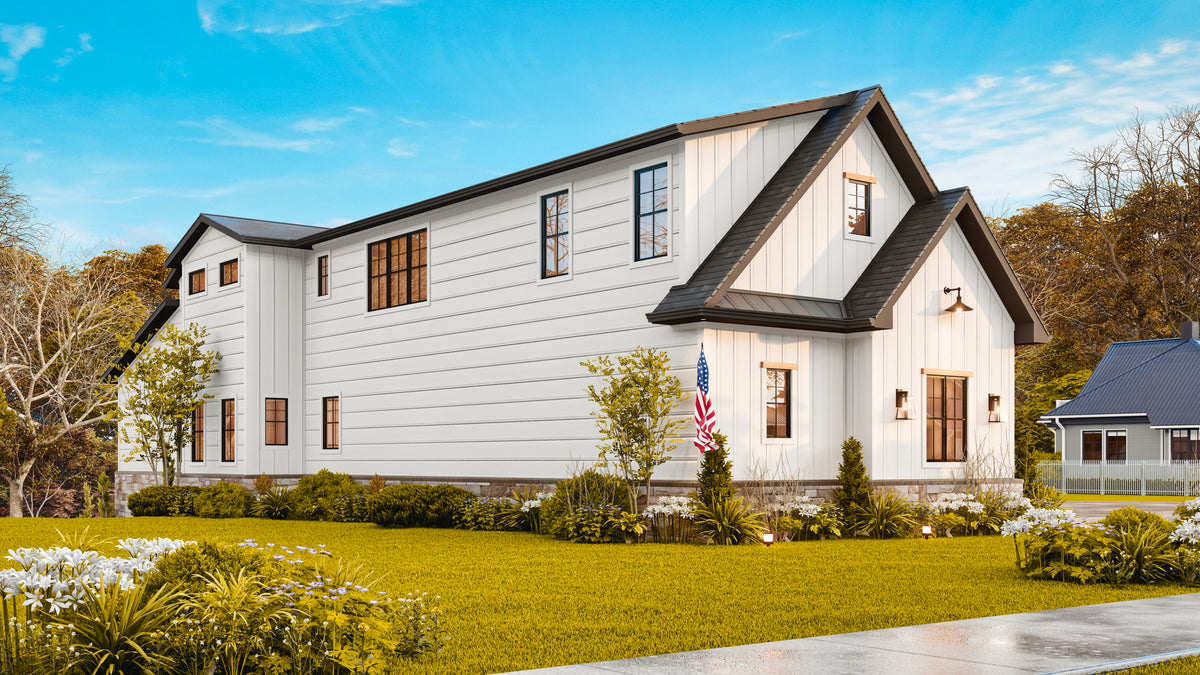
[694,346,716,453]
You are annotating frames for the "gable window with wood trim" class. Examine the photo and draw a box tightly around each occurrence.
[317,254,330,297]
[191,405,204,462]
[765,368,792,439]
[926,374,966,462]
[845,172,875,238]
[265,398,287,446]
[219,259,238,286]
[541,190,570,278]
[634,163,668,261]
[322,396,340,450]
[367,229,428,311]
[221,399,235,462]
[189,269,206,295]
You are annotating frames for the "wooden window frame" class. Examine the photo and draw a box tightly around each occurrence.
[366,229,428,312]
[317,254,330,298]
[926,374,967,462]
[540,189,571,279]
[633,163,669,262]
[764,367,792,439]
[221,398,236,462]
[219,259,239,287]
[265,398,287,446]
[846,177,872,239]
[191,405,204,463]
[188,268,206,295]
[322,396,340,450]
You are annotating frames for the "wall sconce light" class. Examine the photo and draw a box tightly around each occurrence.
[988,394,1002,423]
[921,524,933,540]
[895,389,910,420]
[943,286,973,313]
[762,532,774,547]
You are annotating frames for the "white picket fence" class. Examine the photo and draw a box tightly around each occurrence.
[1037,460,1200,496]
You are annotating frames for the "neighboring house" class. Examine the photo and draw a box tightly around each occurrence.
[113,85,1048,511]
[1041,322,1200,462]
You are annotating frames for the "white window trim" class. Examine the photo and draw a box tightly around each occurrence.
[361,223,432,318]
[186,265,209,299]
[320,392,344,455]
[920,372,970,468]
[761,362,797,445]
[1164,427,1199,461]
[1079,429,1105,462]
[629,157,673,269]
[217,256,242,291]
[1103,429,1128,462]
[843,173,876,243]
[314,250,333,302]
[536,182,574,285]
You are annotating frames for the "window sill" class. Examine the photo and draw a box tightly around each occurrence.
[363,299,431,318]
[630,253,671,270]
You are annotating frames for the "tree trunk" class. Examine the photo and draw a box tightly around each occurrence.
[5,458,35,518]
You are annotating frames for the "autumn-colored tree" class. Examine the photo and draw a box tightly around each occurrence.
[85,244,175,311]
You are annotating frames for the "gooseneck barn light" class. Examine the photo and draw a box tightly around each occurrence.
[943,286,973,313]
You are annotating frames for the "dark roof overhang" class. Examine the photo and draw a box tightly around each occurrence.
[104,298,179,381]
[163,214,325,288]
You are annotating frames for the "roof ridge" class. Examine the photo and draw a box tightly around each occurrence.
[201,213,326,229]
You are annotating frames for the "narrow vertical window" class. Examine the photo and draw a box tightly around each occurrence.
[323,396,340,450]
[1105,430,1127,463]
[221,399,236,462]
[847,180,871,236]
[189,269,206,295]
[219,259,238,286]
[265,398,287,446]
[634,164,669,261]
[367,230,427,310]
[765,368,791,439]
[926,374,967,462]
[317,254,330,297]
[192,405,204,462]
[541,190,570,278]
[1082,431,1102,462]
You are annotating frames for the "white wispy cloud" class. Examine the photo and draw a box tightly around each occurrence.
[292,115,351,133]
[896,39,1200,207]
[396,116,427,126]
[197,0,409,36]
[53,33,93,68]
[386,137,418,157]
[182,117,326,152]
[0,23,46,80]
[778,29,808,40]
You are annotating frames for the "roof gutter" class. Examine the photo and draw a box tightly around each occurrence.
[646,305,880,333]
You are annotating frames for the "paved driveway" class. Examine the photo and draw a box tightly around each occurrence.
[1064,499,1182,520]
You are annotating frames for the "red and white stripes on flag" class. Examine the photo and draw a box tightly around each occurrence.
[694,346,716,453]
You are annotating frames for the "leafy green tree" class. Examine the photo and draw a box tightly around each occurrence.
[834,437,870,534]
[696,429,733,508]
[582,347,688,512]
[118,322,221,486]
[1015,369,1091,493]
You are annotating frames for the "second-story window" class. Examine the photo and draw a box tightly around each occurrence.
[847,180,871,236]
[541,190,570,278]
[265,398,287,446]
[635,164,669,261]
[317,255,330,297]
[368,230,427,311]
[189,269,206,295]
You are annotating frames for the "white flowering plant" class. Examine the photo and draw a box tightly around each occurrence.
[642,496,696,543]
[771,496,842,541]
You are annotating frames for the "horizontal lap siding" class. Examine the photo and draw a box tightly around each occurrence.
[1061,423,1160,462]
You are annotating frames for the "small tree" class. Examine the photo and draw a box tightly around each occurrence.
[119,322,221,486]
[696,429,733,508]
[834,436,871,535]
[582,347,688,512]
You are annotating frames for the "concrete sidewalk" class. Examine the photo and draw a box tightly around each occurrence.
[516,594,1200,675]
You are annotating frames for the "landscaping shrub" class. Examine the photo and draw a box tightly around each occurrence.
[834,437,871,535]
[192,481,252,518]
[126,485,202,516]
[329,491,370,522]
[857,491,917,539]
[1026,481,1067,508]
[1174,497,1200,521]
[643,495,696,543]
[606,511,648,543]
[773,498,841,540]
[291,468,367,521]
[456,496,520,531]
[696,430,733,508]
[143,540,287,595]
[564,504,624,543]
[368,483,473,527]
[1102,506,1172,536]
[693,497,765,545]
[506,487,552,534]
[250,485,294,520]
[542,469,628,539]
[252,472,274,496]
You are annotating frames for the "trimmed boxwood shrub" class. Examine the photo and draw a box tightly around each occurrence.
[141,541,288,595]
[126,485,203,516]
[1101,506,1172,536]
[291,469,367,521]
[329,491,370,523]
[541,469,628,538]
[193,480,252,518]
[368,484,473,527]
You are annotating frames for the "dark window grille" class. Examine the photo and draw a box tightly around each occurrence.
[265,398,287,446]
[541,191,570,278]
[848,181,870,236]
[221,399,235,462]
[317,255,330,297]
[926,375,967,462]
[219,259,238,286]
[634,164,669,261]
[367,230,427,311]
[189,269,206,295]
[765,368,791,438]
[192,405,204,462]
[322,396,340,450]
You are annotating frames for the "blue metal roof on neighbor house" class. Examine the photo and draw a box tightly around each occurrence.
[1044,338,1200,426]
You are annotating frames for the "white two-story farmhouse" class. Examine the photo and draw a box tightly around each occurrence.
[114,86,1048,510]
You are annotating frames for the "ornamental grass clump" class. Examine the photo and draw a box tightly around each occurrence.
[251,485,295,520]
[856,491,917,539]
[694,497,765,545]
[455,496,521,531]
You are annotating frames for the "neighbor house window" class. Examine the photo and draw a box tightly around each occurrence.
[323,396,340,450]
[926,374,966,462]
[634,163,668,261]
[765,368,791,439]
[189,269,206,295]
[1171,429,1200,461]
[221,399,235,462]
[367,230,427,311]
[219,259,238,286]
[1106,430,1127,463]
[1082,431,1102,461]
[847,179,871,237]
[265,398,287,446]
[541,190,570,278]
[191,405,204,462]
[317,254,330,297]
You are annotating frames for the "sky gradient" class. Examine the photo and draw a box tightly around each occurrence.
[3,1,1200,251]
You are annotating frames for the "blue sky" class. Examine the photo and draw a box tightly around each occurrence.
[3,1,1200,251]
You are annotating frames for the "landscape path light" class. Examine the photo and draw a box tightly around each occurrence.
[762,532,774,547]
[921,524,933,540]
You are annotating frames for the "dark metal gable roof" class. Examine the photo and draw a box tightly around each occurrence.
[164,214,326,287]
[104,299,179,381]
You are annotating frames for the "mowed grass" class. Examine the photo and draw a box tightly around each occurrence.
[0,518,1193,674]
[1115,656,1200,674]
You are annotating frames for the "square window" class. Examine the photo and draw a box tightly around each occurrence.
[219,259,238,286]
[367,231,427,311]
[189,269,206,295]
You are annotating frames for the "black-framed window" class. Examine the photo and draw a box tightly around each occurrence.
[323,396,340,450]
[541,190,570,278]
[265,398,287,446]
[926,375,966,462]
[634,164,668,261]
[192,405,204,462]
[1082,431,1102,461]
[221,399,235,462]
[219,259,238,286]
[317,254,330,297]
[1106,430,1127,462]
[189,269,206,295]
[368,230,427,311]
[1171,429,1200,461]
[847,180,870,236]
[765,368,791,439]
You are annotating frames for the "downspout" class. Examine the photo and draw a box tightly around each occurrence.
[1054,418,1067,493]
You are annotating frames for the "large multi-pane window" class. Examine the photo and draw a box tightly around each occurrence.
[765,368,791,439]
[191,405,204,462]
[541,190,570,278]
[219,259,238,286]
[322,396,340,450]
[926,375,967,462]
[367,230,427,311]
[1171,429,1200,461]
[265,398,287,446]
[189,269,206,295]
[634,164,668,261]
[317,254,330,297]
[221,399,235,462]
[1082,431,1103,461]
[847,180,871,236]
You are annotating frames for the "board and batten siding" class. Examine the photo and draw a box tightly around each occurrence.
[855,222,1016,481]
[301,142,708,481]
[729,121,915,298]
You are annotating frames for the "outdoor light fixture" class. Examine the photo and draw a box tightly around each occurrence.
[895,389,910,420]
[763,532,774,547]
[921,524,933,540]
[988,394,1002,423]
[943,286,973,313]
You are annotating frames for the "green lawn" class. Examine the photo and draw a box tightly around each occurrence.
[1,518,1192,674]
[1114,655,1200,674]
